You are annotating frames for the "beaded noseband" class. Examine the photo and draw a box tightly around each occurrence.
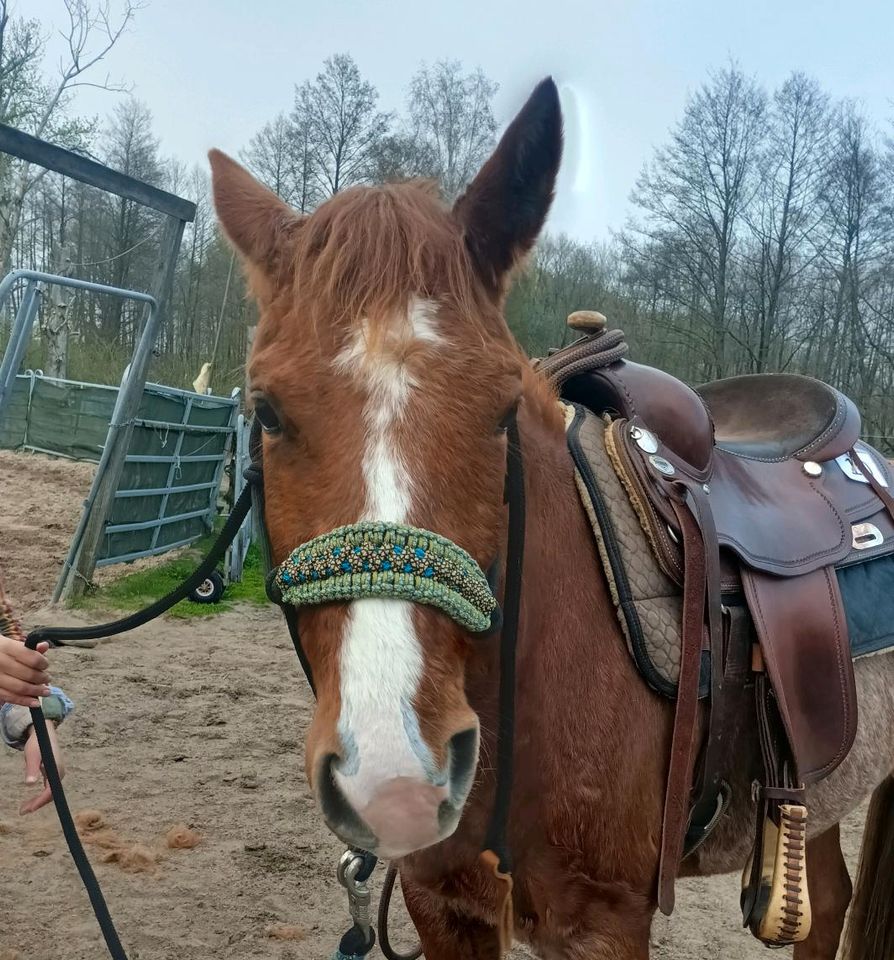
[269,521,499,633]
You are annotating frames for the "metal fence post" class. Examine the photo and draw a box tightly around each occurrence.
[23,368,37,449]
[65,216,185,598]
[0,279,40,418]
[226,412,253,583]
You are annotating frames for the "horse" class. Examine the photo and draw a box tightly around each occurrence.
[209,78,894,960]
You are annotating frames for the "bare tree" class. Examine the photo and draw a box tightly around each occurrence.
[294,53,391,196]
[407,60,498,201]
[815,104,889,393]
[242,111,321,213]
[630,64,766,377]
[99,97,162,341]
[369,130,436,184]
[745,73,831,370]
[0,0,138,272]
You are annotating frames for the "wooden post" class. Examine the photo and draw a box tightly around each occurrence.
[66,214,186,597]
[44,243,73,379]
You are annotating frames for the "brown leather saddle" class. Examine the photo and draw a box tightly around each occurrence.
[538,311,894,947]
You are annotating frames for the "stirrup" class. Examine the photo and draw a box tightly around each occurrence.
[741,804,812,946]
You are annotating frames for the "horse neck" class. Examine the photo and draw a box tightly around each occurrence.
[520,384,617,659]
[511,385,645,743]
[458,373,638,725]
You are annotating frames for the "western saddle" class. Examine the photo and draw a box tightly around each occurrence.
[537,311,894,947]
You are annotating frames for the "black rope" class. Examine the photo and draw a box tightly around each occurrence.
[482,412,525,872]
[28,703,127,958]
[28,484,254,648]
[23,483,255,959]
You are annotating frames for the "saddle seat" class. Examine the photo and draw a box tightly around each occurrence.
[697,373,861,462]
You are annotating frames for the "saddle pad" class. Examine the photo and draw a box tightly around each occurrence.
[839,555,894,658]
[563,401,694,698]
[564,401,894,700]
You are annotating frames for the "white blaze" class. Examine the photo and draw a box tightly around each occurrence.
[332,298,444,809]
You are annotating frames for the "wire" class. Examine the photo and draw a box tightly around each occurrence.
[67,230,159,268]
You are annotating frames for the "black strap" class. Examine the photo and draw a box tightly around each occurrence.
[27,702,127,958]
[482,412,525,872]
[282,602,315,696]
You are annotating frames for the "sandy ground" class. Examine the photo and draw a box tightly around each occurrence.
[0,448,868,959]
[0,602,868,960]
[0,450,94,612]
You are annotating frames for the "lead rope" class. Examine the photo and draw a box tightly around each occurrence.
[23,411,526,959]
[20,483,255,960]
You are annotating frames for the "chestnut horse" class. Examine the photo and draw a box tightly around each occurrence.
[210,79,894,959]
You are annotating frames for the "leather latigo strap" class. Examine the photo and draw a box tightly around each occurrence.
[657,490,708,915]
[681,484,743,857]
[852,445,894,525]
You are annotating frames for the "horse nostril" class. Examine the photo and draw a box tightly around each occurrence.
[316,753,377,850]
[448,727,480,803]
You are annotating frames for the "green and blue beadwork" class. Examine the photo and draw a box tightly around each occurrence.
[272,522,498,633]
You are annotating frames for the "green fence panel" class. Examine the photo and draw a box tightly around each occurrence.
[96,385,238,566]
[27,377,117,460]
[0,372,239,569]
[0,374,30,449]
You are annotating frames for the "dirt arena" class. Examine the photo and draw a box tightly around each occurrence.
[0,451,867,959]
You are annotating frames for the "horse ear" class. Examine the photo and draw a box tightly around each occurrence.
[453,77,562,292]
[208,149,302,269]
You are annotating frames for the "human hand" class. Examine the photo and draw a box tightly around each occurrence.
[20,721,65,815]
[0,634,50,708]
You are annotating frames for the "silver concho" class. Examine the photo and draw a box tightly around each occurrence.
[649,455,676,477]
[630,425,659,454]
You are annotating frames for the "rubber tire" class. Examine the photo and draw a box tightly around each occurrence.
[189,570,225,604]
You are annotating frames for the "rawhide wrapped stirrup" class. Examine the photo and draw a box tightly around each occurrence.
[741,672,812,946]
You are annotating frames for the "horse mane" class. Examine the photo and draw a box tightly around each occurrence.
[291,181,481,340]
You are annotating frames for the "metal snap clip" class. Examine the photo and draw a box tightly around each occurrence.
[802,461,822,478]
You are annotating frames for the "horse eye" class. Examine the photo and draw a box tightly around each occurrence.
[253,396,282,434]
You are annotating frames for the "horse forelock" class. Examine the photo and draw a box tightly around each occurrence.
[286,181,483,339]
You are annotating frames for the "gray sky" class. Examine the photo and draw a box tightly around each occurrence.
[29,0,894,241]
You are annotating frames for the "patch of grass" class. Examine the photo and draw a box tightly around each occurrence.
[74,530,267,619]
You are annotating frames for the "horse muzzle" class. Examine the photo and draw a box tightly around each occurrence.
[315,726,479,858]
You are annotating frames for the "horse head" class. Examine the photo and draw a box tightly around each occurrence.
[210,78,562,858]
